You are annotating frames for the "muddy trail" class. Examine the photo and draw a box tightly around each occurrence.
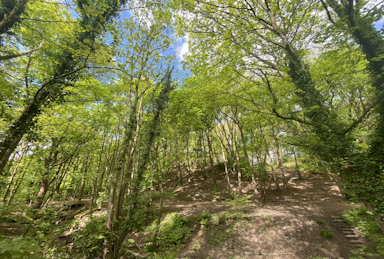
[158,171,363,259]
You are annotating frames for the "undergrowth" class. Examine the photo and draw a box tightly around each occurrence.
[343,207,384,258]
[144,212,192,259]
[73,216,109,258]
[155,213,192,251]
[0,235,41,259]
[144,209,253,259]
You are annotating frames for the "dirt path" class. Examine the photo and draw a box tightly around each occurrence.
[162,173,362,259]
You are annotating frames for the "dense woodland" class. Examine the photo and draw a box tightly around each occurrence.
[0,0,384,258]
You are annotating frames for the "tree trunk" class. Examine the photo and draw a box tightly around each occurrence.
[113,95,143,231]
[293,149,302,179]
[175,137,183,186]
[234,130,242,196]
[206,129,217,190]
[201,132,208,180]
[215,128,231,190]
[236,118,258,195]
[2,144,29,203]
[272,130,286,186]
[152,183,164,247]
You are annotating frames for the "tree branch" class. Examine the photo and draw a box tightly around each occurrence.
[320,0,336,25]
[0,35,44,61]
[258,69,312,126]
[343,91,384,134]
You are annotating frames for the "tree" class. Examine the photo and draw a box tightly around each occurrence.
[322,0,384,229]
[0,0,128,175]
[171,0,384,227]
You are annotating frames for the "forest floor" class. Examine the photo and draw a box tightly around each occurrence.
[0,170,372,259]
[157,170,364,259]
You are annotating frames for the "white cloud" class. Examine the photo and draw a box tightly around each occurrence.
[176,36,190,60]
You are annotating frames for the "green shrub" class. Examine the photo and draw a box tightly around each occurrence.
[0,236,41,259]
[320,229,334,239]
[147,250,178,259]
[222,194,253,212]
[73,216,109,258]
[200,218,209,228]
[344,207,384,257]
[343,207,382,235]
[199,212,211,219]
[155,213,191,250]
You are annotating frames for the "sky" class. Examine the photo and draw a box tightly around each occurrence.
[374,17,384,31]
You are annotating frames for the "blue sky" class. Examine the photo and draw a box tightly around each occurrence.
[374,17,384,31]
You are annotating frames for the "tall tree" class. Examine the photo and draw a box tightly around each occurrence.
[0,0,128,174]
[322,0,384,228]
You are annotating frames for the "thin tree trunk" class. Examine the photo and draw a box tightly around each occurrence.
[215,129,231,190]
[206,129,217,190]
[175,137,183,186]
[114,95,143,231]
[6,151,34,206]
[293,149,302,179]
[261,128,280,191]
[234,128,242,196]
[3,144,30,203]
[186,135,191,172]
[152,182,164,247]
[201,132,208,180]
[272,130,286,186]
[105,127,124,231]
[235,118,258,195]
